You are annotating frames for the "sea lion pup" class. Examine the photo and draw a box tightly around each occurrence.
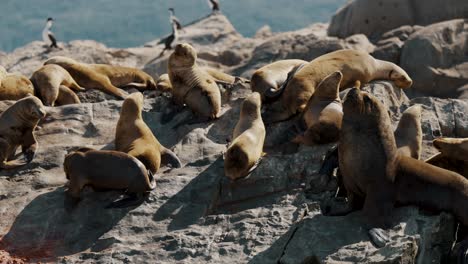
[394,104,422,159]
[0,95,46,169]
[44,56,156,99]
[63,148,156,207]
[263,49,413,123]
[293,71,343,145]
[250,59,307,102]
[30,64,84,106]
[167,43,221,121]
[115,92,182,174]
[0,70,35,101]
[338,88,468,247]
[224,92,266,180]
[426,137,468,177]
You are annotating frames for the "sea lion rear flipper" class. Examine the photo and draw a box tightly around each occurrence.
[368,228,390,248]
[0,159,28,170]
[106,193,146,209]
[161,148,182,168]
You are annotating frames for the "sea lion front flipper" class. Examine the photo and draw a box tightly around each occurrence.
[121,82,148,91]
[0,159,28,170]
[21,128,38,163]
[106,193,146,209]
[368,228,390,248]
[161,148,182,168]
[245,156,263,176]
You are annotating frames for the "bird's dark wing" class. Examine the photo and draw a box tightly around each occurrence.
[173,18,183,30]
[48,32,58,48]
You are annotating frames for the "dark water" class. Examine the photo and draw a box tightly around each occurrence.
[0,0,346,52]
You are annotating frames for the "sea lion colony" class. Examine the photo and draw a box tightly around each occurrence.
[0,23,467,260]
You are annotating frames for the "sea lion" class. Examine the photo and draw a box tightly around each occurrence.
[224,92,266,180]
[63,148,156,205]
[0,70,35,101]
[426,137,468,177]
[167,43,222,120]
[30,64,84,106]
[394,104,422,159]
[250,59,308,102]
[44,56,157,99]
[156,74,173,93]
[293,71,343,145]
[263,49,413,123]
[115,92,182,174]
[0,95,46,169]
[338,88,468,246]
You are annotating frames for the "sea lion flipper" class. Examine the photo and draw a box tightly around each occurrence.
[368,228,390,248]
[0,159,27,170]
[121,82,148,91]
[106,193,145,209]
[161,148,182,168]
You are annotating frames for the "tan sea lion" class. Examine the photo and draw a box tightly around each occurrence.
[426,137,468,177]
[115,92,182,174]
[263,49,413,123]
[0,95,46,169]
[63,148,156,205]
[156,74,173,93]
[250,59,308,102]
[44,56,157,99]
[224,92,266,180]
[0,70,35,101]
[30,64,84,106]
[293,71,343,145]
[167,43,222,121]
[338,88,468,247]
[394,104,422,159]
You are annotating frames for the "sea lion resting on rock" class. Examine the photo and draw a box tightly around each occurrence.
[0,95,46,169]
[250,59,307,102]
[293,71,343,145]
[338,88,468,247]
[426,137,468,178]
[224,92,266,180]
[63,147,156,207]
[44,56,156,99]
[263,49,413,123]
[167,43,222,122]
[30,64,84,106]
[0,67,35,101]
[115,92,182,174]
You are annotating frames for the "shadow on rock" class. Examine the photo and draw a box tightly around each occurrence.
[153,158,224,231]
[0,187,133,261]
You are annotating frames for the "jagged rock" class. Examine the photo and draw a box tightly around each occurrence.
[401,19,468,98]
[372,37,404,64]
[379,25,423,43]
[328,0,468,39]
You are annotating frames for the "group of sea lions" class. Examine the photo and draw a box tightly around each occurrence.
[1,43,467,258]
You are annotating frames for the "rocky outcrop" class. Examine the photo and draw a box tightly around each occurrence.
[0,10,467,264]
[328,0,468,39]
[401,19,468,98]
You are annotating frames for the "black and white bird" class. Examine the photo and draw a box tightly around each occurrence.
[207,0,220,12]
[157,20,179,57]
[42,17,58,48]
[168,8,182,30]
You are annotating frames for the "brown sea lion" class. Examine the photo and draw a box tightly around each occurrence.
[0,70,35,101]
[115,92,182,174]
[293,71,343,145]
[338,88,468,247]
[263,49,413,123]
[426,137,468,177]
[30,64,84,106]
[44,56,156,99]
[394,104,422,159]
[156,74,173,93]
[167,43,222,121]
[250,59,308,102]
[0,95,46,169]
[224,92,266,180]
[63,148,156,205]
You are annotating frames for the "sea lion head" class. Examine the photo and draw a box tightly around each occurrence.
[241,92,262,118]
[169,43,197,68]
[121,92,144,118]
[389,69,412,89]
[20,95,47,121]
[433,137,468,161]
[343,88,387,126]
